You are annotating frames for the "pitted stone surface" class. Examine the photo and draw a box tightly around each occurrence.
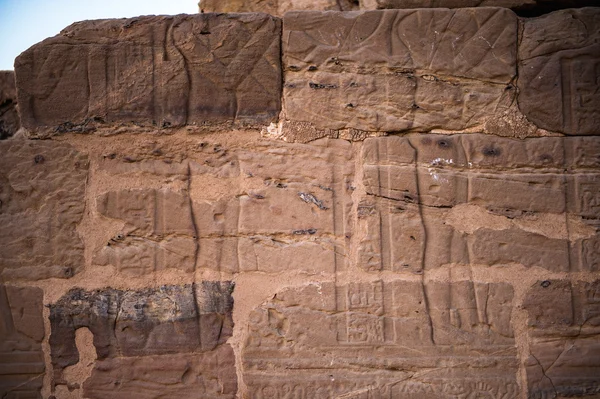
[3,7,600,397]
[15,13,281,136]
[0,284,45,398]
[0,71,19,139]
[0,140,88,281]
[518,8,600,135]
[282,8,517,136]
[243,281,518,398]
[523,280,600,398]
[92,138,354,276]
[200,0,359,15]
[49,283,235,396]
[360,134,600,272]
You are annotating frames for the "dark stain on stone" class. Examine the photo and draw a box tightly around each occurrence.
[49,282,234,388]
[309,82,338,90]
[437,139,452,148]
[482,146,502,157]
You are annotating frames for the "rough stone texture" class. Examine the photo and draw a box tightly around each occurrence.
[15,13,281,137]
[83,346,236,399]
[371,0,536,8]
[200,0,359,15]
[281,8,517,138]
[0,71,20,139]
[91,138,354,275]
[523,280,600,398]
[49,283,236,397]
[243,281,518,398]
[200,0,598,13]
[0,284,45,398]
[518,8,600,135]
[0,140,88,281]
[360,134,599,272]
[4,7,600,399]
[368,0,597,11]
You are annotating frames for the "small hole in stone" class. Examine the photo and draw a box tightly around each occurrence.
[541,280,551,288]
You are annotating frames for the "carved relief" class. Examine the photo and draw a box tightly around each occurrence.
[243,281,517,397]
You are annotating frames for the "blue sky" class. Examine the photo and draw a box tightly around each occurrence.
[0,0,198,70]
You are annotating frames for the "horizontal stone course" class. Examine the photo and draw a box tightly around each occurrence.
[3,5,600,399]
[12,8,600,138]
[518,8,600,135]
[0,71,20,139]
[0,285,45,398]
[15,13,282,136]
[49,283,235,396]
[282,8,518,134]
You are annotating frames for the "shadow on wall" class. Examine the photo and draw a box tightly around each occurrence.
[0,71,20,139]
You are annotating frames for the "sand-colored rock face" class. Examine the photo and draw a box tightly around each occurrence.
[15,14,281,137]
[199,0,598,15]
[2,5,599,399]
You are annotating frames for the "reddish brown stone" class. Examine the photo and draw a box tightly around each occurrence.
[200,0,359,15]
[282,8,517,134]
[0,284,45,398]
[361,134,600,272]
[0,140,88,281]
[49,283,234,392]
[524,280,600,398]
[83,344,237,399]
[0,71,20,139]
[518,8,600,135]
[243,281,518,397]
[15,13,281,136]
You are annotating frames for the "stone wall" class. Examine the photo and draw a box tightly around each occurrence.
[0,71,20,139]
[198,0,599,16]
[1,4,599,399]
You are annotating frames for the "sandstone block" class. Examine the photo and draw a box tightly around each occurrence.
[361,134,600,272]
[93,138,354,275]
[0,285,45,398]
[200,0,359,15]
[0,140,88,281]
[371,0,536,8]
[243,281,518,397]
[49,283,234,393]
[518,8,600,135]
[83,346,237,399]
[357,198,426,273]
[523,280,600,398]
[15,14,281,136]
[282,8,517,134]
[0,71,20,139]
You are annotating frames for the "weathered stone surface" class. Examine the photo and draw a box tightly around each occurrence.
[93,138,354,275]
[518,8,600,135]
[362,134,600,272]
[0,71,20,139]
[0,284,45,398]
[243,280,518,397]
[0,140,88,281]
[49,283,235,395]
[282,8,517,135]
[15,13,281,136]
[83,346,237,399]
[368,0,598,10]
[523,280,600,398]
[200,0,359,15]
[370,0,536,8]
